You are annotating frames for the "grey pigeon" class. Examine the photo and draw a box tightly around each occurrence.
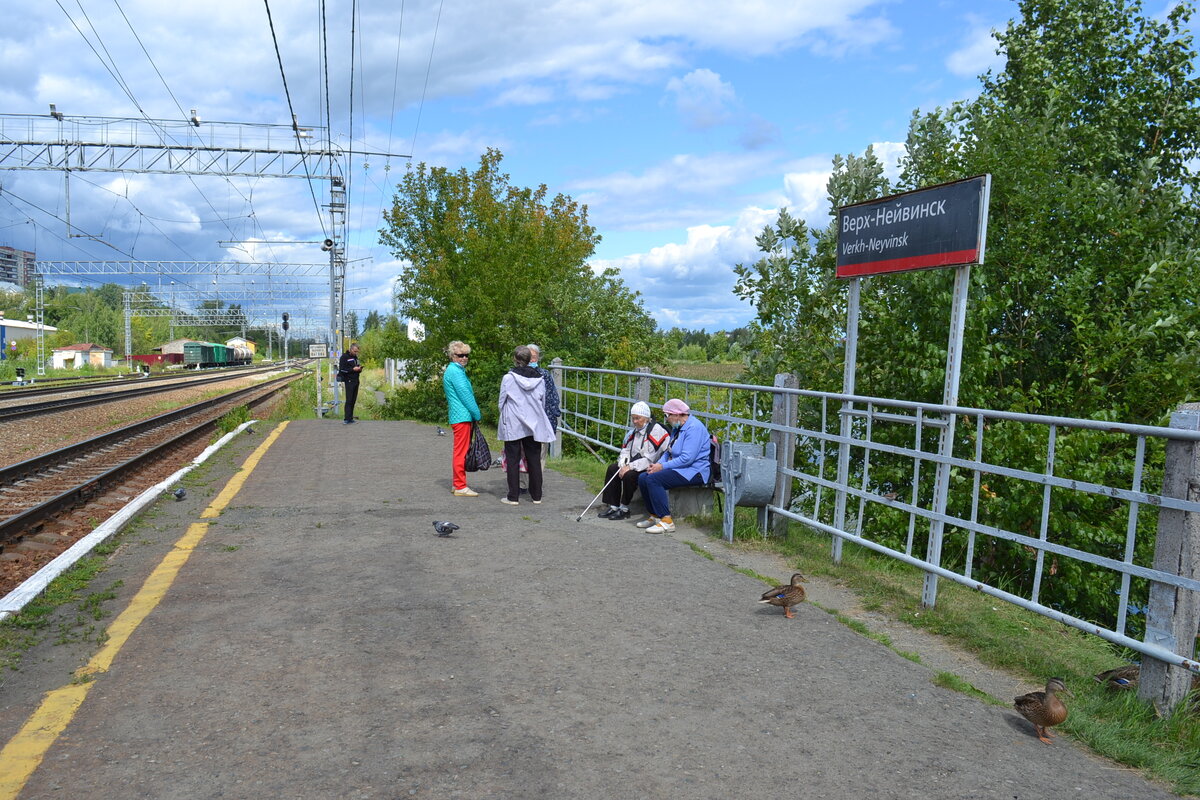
[433,520,460,537]
[491,457,504,468]
[246,427,256,435]
[172,487,187,501]
[436,427,447,436]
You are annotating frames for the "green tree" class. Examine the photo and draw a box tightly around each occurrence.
[733,0,1200,627]
[380,148,658,418]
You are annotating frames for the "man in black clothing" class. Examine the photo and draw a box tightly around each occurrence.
[337,342,363,424]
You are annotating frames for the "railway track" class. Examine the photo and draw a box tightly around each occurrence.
[0,364,292,421]
[0,365,263,398]
[0,371,302,556]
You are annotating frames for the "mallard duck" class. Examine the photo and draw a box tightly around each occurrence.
[1014,677,1070,744]
[1094,664,1200,692]
[1094,664,1139,690]
[759,573,807,619]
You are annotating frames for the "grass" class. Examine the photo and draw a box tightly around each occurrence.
[0,534,125,671]
[548,455,1200,793]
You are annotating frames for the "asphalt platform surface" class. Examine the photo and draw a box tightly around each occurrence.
[0,420,1179,799]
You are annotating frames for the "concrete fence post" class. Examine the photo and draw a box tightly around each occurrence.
[634,367,651,406]
[549,357,564,459]
[1139,404,1200,714]
[770,373,799,537]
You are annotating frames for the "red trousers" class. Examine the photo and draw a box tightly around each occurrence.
[452,422,472,490]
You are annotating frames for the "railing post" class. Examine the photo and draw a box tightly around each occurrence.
[634,366,651,405]
[771,373,798,537]
[1139,404,1200,714]
[549,358,564,459]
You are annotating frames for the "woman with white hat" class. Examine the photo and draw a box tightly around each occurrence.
[597,401,671,520]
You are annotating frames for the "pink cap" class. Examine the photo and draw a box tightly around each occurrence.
[662,398,690,414]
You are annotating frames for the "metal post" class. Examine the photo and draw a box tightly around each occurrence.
[771,373,799,537]
[549,357,564,459]
[316,355,323,416]
[833,277,861,564]
[123,290,132,368]
[1139,405,1200,714]
[921,264,971,608]
[34,275,45,376]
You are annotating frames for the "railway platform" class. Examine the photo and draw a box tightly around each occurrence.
[0,420,1177,799]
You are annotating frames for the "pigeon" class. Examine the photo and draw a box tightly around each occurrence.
[436,426,447,436]
[246,427,256,435]
[491,457,504,468]
[433,520,460,537]
[172,487,187,501]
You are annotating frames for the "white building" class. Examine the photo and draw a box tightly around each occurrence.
[52,343,114,369]
[0,316,59,360]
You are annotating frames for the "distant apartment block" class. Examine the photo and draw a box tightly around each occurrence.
[0,246,35,287]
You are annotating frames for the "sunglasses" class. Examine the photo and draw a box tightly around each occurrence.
[453,353,470,358]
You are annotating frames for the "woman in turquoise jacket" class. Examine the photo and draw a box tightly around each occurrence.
[442,340,482,496]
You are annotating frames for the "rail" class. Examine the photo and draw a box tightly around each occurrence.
[551,362,1200,695]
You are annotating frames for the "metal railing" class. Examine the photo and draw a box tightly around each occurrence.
[552,362,1200,700]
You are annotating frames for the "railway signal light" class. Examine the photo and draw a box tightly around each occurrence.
[282,312,289,332]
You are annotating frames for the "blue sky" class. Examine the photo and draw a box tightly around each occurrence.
[1,1,1176,333]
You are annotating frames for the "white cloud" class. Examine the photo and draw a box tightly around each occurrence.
[946,23,1004,78]
[665,68,736,130]
[492,84,555,106]
[571,150,782,230]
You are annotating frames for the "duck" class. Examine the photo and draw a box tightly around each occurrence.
[1094,664,1140,690]
[1014,677,1070,744]
[1094,664,1200,692]
[759,573,807,619]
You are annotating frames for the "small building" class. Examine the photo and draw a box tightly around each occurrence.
[52,343,114,370]
[157,338,199,356]
[226,336,257,354]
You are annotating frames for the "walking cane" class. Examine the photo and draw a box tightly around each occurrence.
[576,468,623,522]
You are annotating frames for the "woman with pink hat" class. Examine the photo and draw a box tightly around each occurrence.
[636,398,711,533]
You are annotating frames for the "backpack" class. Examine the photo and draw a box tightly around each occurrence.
[708,434,722,487]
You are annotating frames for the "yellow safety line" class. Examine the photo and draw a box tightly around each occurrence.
[0,421,289,800]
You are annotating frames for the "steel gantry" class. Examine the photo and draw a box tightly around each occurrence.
[0,112,354,378]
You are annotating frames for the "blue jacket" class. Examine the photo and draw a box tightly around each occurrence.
[442,361,481,424]
[661,414,710,483]
[534,366,560,428]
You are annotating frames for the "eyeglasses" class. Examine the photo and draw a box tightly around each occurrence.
[453,353,469,359]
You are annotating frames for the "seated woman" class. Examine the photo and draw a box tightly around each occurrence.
[599,401,670,520]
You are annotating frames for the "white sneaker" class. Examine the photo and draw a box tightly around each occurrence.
[635,517,659,529]
[645,520,675,534]
[500,497,519,505]
[452,487,479,497]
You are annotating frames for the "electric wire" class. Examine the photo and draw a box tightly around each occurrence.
[410,0,446,157]
[262,0,330,240]
[112,0,189,121]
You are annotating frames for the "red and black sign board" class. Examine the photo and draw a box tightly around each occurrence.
[836,175,990,278]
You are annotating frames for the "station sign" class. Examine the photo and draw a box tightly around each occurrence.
[836,175,990,278]
[308,343,328,358]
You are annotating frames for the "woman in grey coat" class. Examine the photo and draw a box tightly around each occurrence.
[498,345,556,505]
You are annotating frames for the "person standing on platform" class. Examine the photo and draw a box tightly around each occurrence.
[526,344,560,433]
[443,340,482,497]
[636,398,710,534]
[598,401,670,520]
[337,342,363,424]
[497,345,555,505]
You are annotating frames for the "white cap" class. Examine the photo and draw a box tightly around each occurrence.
[631,401,651,418]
